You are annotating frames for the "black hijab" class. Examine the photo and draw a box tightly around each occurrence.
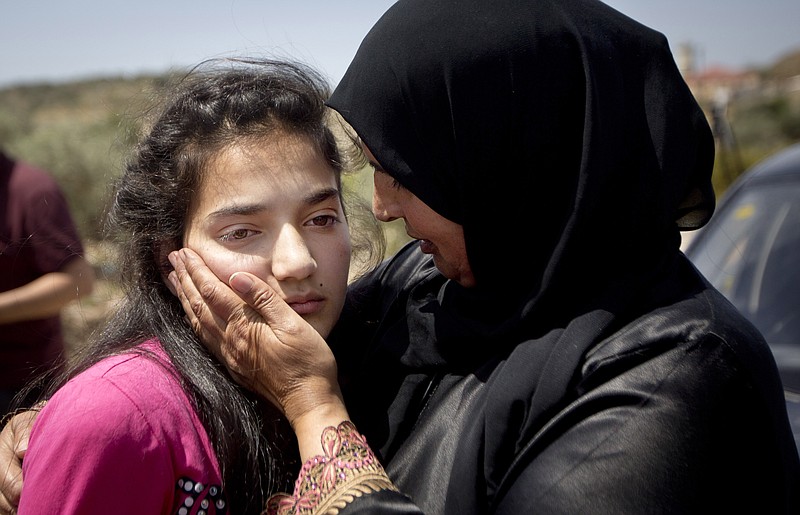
[328,0,715,444]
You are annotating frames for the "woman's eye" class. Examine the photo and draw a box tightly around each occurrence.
[220,228,254,242]
[376,169,404,191]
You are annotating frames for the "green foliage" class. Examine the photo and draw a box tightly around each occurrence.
[2,56,798,249]
[732,96,799,149]
[708,92,800,196]
[2,59,796,350]
[0,76,163,240]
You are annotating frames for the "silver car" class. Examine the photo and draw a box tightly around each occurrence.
[683,143,800,453]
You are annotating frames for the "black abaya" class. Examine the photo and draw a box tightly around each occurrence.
[326,0,800,512]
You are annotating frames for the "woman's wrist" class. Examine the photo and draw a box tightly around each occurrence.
[266,420,398,515]
[292,398,351,462]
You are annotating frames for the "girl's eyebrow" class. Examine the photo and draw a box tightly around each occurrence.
[206,187,341,221]
[207,203,267,220]
[304,187,341,206]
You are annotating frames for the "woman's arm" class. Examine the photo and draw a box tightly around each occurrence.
[168,248,348,459]
[0,410,39,515]
[168,249,409,513]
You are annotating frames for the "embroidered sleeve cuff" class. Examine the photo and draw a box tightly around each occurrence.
[265,420,397,515]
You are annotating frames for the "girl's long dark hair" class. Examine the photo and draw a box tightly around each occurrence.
[24,58,383,514]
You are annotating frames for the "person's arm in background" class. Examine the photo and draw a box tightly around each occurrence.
[0,256,94,324]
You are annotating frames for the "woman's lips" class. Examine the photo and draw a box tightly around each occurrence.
[418,239,435,254]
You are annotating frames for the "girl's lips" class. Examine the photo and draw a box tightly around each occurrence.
[288,299,324,315]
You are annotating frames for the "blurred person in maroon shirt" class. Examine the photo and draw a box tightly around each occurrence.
[0,149,94,416]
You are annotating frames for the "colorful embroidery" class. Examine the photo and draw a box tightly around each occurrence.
[175,477,227,515]
[265,421,397,515]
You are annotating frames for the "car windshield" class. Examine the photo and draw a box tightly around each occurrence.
[690,179,800,347]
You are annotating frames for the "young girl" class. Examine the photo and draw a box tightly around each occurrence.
[15,58,382,514]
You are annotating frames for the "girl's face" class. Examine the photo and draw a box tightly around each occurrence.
[182,133,351,339]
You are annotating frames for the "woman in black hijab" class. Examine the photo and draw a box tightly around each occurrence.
[308,0,800,512]
[172,0,800,513]
[175,1,800,511]
[4,0,797,513]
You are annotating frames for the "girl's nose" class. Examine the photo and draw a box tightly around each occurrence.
[271,224,317,281]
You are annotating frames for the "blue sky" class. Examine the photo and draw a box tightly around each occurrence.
[2,0,799,88]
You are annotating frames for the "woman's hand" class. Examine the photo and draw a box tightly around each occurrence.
[0,410,39,514]
[167,249,349,447]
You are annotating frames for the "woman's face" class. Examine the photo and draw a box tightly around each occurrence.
[182,133,351,339]
[364,145,476,288]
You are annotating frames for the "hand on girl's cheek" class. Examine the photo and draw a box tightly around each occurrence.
[166,271,180,297]
[165,250,185,298]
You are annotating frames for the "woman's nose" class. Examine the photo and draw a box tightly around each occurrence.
[372,174,400,222]
[271,225,317,281]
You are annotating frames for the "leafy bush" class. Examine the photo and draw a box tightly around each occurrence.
[2,58,798,258]
[2,57,798,350]
[0,77,160,239]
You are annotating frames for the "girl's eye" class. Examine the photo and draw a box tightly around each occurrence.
[308,215,339,227]
[220,228,256,242]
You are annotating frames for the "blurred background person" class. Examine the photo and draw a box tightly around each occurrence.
[0,147,95,417]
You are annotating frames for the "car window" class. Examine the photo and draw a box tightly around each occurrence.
[689,180,800,347]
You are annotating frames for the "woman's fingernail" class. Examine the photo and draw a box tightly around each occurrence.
[230,272,254,294]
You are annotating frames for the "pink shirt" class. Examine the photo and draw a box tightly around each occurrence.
[20,340,228,514]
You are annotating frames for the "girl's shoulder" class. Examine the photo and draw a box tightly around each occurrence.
[40,339,195,442]
[21,339,223,513]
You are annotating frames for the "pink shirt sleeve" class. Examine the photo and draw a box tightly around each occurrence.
[20,371,175,513]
